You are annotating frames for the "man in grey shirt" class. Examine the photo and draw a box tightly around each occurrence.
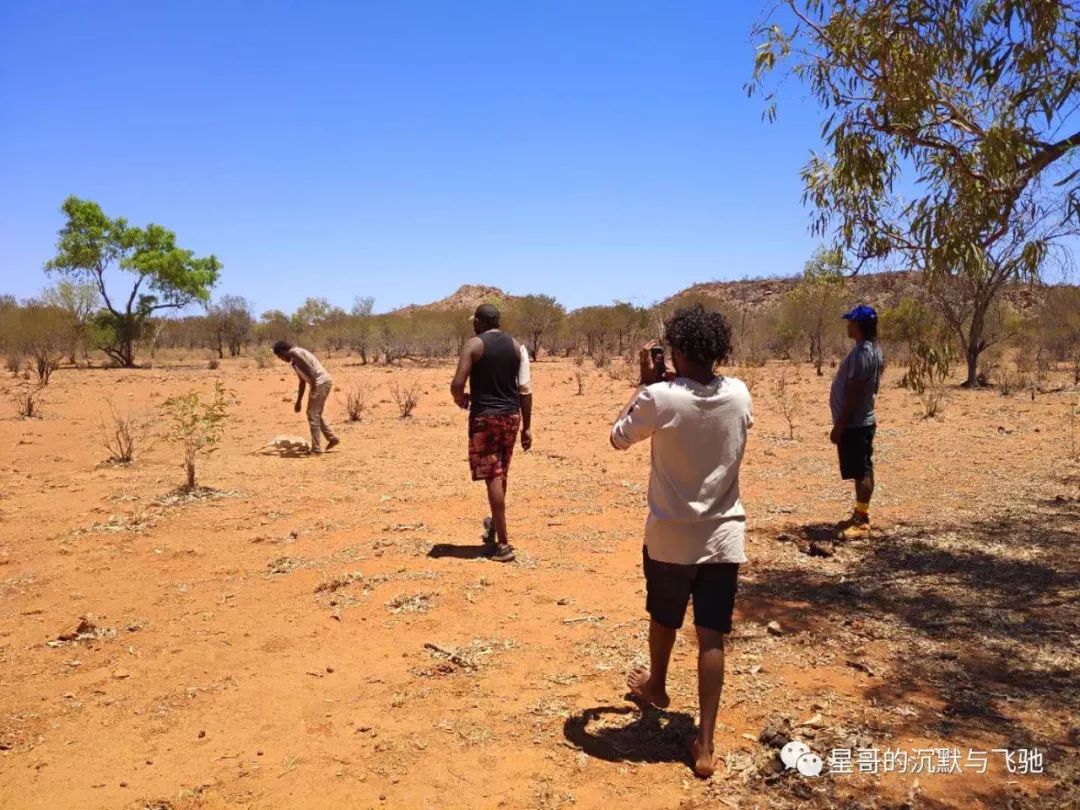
[829,305,883,539]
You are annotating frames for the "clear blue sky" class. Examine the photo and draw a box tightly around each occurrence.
[1,1,827,315]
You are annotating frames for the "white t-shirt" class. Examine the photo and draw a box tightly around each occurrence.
[610,376,753,565]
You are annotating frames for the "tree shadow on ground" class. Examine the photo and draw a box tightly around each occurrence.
[427,543,491,560]
[751,491,1080,792]
[563,705,696,768]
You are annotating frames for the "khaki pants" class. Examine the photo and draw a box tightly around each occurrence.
[307,380,337,451]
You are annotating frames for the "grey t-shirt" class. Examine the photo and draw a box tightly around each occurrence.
[830,340,883,427]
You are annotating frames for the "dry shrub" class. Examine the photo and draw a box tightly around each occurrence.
[773,366,801,439]
[207,358,221,370]
[11,384,44,418]
[998,368,1028,397]
[5,355,23,375]
[99,401,155,465]
[575,370,586,396]
[740,365,761,393]
[345,381,369,422]
[390,380,421,418]
[593,351,611,369]
[254,347,273,369]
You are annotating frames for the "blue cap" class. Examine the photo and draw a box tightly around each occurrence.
[842,304,877,322]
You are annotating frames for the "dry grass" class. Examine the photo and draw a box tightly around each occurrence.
[10,383,44,418]
[390,380,421,418]
[98,401,154,465]
[345,381,369,421]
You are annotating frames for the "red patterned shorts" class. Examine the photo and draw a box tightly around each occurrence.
[468,412,521,482]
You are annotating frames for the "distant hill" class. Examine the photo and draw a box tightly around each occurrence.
[392,285,518,315]
[663,270,1049,315]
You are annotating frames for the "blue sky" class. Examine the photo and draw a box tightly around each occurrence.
[1,1,827,315]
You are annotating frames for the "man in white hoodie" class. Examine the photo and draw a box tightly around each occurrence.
[610,304,753,779]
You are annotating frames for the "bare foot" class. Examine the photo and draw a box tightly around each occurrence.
[626,667,670,709]
[690,737,715,778]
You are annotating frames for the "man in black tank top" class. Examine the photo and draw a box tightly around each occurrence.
[450,304,534,563]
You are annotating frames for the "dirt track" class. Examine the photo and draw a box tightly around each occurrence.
[1,357,1077,809]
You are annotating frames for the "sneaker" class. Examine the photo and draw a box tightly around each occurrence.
[490,544,516,563]
[326,437,340,450]
[836,515,871,541]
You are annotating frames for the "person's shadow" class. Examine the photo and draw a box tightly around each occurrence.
[563,704,696,767]
[427,543,490,560]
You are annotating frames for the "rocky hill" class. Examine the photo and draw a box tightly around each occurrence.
[663,269,1049,315]
[392,285,518,315]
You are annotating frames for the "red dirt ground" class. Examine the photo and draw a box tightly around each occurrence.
[2,357,1077,809]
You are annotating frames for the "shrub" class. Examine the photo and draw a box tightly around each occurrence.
[207,358,220,370]
[6,355,23,375]
[593,351,611,369]
[1068,395,1080,462]
[390,380,421,418]
[346,382,369,421]
[773,366,801,439]
[161,381,233,490]
[906,342,953,418]
[99,401,154,465]
[575,370,586,396]
[254,347,273,369]
[11,384,44,418]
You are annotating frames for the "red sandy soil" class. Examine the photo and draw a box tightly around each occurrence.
[1,356,1077,809]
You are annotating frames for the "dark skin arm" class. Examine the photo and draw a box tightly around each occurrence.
[451,335,533,451]
[450,336,483,410]
[830,377,867,444]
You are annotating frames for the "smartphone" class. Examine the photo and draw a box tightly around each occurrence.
[649,346,666,375]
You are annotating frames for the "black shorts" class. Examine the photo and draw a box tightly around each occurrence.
[838,424,875,480]
[643,547,739,633]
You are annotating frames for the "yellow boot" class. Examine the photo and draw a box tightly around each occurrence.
[836,505,872,540]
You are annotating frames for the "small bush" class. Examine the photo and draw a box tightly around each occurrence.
[254,348,273,369]
[346,382,369,422]
[593,351,611,369]
[390,380,421,418]
[907,342,953,418]
[740,366,761,393]
[575,370,586,396]
[99,401,154,465]
[11,384,44,418]
[5,355,23,375]
[207,358,221,370]
[161,381,233,490]
[773,366,801,439]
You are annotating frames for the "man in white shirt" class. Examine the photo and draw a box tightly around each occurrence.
[609,304,753,778]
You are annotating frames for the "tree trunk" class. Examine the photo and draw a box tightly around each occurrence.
[185,460,196,491]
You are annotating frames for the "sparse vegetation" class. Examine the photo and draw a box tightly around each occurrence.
[11,383,44,418]
[906,343,953,418]
[390,380,421,418]
[99,401,154,465]
[345,381,369,421]
[253,347,273,369]
[574,370,586,396]
[161,381,233,490]
[773,365,801,439]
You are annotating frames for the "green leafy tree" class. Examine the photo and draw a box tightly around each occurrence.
[256,310,291,345]
[291,297,332,335]
[45,196,221,367]
[751,1,1080,386]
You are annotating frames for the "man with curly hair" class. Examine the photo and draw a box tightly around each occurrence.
[609,304,753,778]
